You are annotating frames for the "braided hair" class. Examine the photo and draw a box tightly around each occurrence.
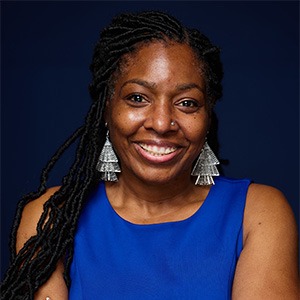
[1,11,223,299]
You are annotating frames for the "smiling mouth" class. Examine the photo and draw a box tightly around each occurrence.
[138,143,177,156]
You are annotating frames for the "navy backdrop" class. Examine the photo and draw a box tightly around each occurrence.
[2,1,299,277]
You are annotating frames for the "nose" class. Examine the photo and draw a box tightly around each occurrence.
[143,101,177,134]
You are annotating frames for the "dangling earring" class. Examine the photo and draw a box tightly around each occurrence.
[96,129,121,182]
[191,141,220,185]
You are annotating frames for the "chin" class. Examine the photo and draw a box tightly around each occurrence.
[137,172,184,186]
[120,163,191,185]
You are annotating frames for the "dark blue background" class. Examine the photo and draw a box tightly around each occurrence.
[2,1,299,277]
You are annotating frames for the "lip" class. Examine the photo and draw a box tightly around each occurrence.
[134,140,182,164]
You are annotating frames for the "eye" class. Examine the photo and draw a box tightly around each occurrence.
[126,94,147,103]
[178,100,199,107]
[176,99,201,112]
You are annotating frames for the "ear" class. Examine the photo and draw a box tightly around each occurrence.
[207,110,218,138]
[206,111,212,133]
[104,99,110,124]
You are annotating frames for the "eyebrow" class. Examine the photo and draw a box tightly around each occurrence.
[121,79,156,91]
[176,83,205,93]
[120,79,205,93]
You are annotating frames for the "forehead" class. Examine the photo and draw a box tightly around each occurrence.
[123,41,201,69]
[115,41,205,86]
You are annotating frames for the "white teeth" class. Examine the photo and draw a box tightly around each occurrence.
[139,143,177,156]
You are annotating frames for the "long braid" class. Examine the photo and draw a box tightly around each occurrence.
[1,11,223,299]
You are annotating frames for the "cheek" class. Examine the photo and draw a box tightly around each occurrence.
[110,107,145,137]
[127,111,145,123]
[184,116,209,142]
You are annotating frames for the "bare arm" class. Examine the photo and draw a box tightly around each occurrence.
[16,187,68,300]
[232,184,299,299]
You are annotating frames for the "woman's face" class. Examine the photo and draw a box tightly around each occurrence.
[105,42,210,185]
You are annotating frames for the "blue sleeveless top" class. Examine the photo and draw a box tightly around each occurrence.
[69,177,251,299]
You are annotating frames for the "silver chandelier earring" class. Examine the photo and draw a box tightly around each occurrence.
[191,141,220,185]
[96,129,121,182]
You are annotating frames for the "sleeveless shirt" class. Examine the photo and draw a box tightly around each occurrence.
[69,177,251,299]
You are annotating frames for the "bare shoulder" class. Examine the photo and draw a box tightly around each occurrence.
[16,186,61,252]
[16,186,68,299]
[232,183,299,299]
[244,183,297,234]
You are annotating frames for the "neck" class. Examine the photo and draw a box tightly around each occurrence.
[113,171,196,200]
[105,173,210,224]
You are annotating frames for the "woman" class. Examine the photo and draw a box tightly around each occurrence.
[2,11,298,300]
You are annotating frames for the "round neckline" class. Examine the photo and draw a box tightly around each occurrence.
[102,180,218,228]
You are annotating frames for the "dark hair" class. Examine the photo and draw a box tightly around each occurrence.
[1,11,223,299]
[89,11,223,110]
